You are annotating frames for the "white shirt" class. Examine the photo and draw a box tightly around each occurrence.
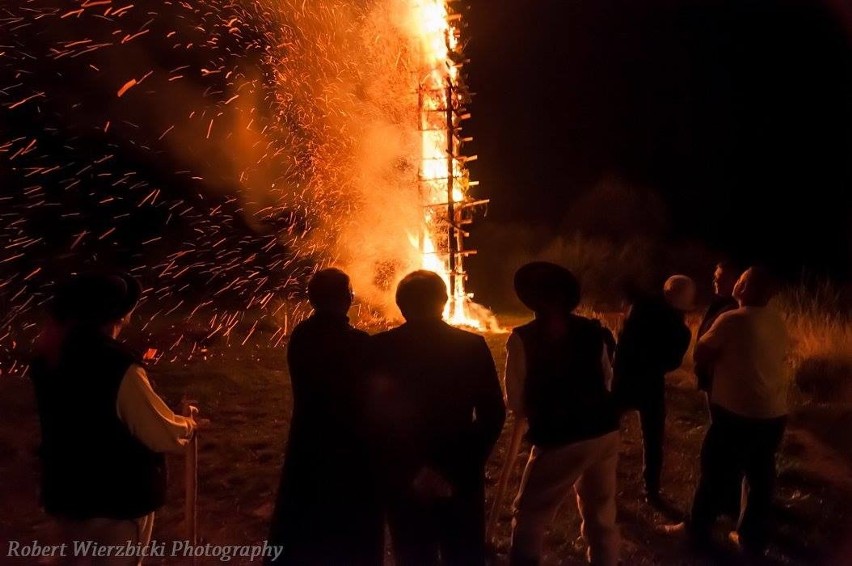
[116,364,194,454]
[503,331,613,417]
[698,306,791,419]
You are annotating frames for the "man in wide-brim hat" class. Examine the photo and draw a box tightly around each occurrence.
[31,271,197,565]
[506,262,621,566]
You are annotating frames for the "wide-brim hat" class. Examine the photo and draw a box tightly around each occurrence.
[50,271,142,325]
[514,262,580,313]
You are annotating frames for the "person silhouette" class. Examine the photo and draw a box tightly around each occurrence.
[370,270,505,566]
[695,261,743,394]
[505,262,621,566]
[30,271,197,566]
[676,267,790,557]
[267,268,383,565]
[612,275,694,504]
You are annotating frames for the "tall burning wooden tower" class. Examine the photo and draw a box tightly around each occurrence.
[417,1,486,326]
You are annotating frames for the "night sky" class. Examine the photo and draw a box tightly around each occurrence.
[464,0,851,302]
[1,0,850,315]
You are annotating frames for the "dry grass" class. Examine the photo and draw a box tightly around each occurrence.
[775,284,852,405]
[2,300,852,565]
[778,285,852,364]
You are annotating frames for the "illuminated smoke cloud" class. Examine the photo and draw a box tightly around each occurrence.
[0,0,492,361]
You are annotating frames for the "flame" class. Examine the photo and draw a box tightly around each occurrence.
[411,0,484,329]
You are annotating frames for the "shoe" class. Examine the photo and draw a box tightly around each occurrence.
[728,531,768,560]
[645,490,664,508]
[661,521,688,535]
[662,522,712,551]
[727,530,741,550]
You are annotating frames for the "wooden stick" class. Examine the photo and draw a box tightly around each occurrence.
[486,418,526,542]
[182,401,198,555]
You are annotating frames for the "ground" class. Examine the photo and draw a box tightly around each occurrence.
[1,314,851,565]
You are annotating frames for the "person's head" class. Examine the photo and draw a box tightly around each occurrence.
[713,260,742,297]
[50,271,142,338]
[663,274,696,312]
[513,262,581,317]
[733,266,779,307]
[395,270,448,321]
[307,268,353,315]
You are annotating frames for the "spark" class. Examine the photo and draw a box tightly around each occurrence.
[116,79,137,97]
[0,0,496,374]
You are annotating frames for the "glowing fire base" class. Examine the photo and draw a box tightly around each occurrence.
[414,0,486,329]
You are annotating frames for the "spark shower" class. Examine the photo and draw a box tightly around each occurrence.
[0,0,494,339]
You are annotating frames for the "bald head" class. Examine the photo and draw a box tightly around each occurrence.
[733,267,779,307]
[663,275,696,312]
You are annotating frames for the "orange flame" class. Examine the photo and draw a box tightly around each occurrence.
[412,0,488,329]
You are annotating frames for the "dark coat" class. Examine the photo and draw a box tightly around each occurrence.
[697,296,739,339]
[369,319,506,494]
[613,297,692,408]
[30,329,166,521]
[267,312,382,566]
[695,296,738,392]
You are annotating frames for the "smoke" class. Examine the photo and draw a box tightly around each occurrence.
[1,0,455,322]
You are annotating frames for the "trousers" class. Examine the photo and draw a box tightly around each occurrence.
[510,431,620,566]
[691,405,786,552]
[59,512,155,566]
[387,481,486,566]
[636,399,665,494]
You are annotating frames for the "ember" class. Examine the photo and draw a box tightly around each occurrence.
[0,0,498,367]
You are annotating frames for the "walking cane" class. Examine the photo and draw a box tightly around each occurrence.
[182,400,199,561]
[486,418,526,542]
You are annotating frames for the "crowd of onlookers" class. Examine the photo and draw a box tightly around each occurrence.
[28,260,789,565]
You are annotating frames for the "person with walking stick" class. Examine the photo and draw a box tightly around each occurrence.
[505,262,620,566]
[30,271,197,566]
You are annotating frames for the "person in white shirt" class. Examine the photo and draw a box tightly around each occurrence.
[31,272,197,566]
[505,262,621,566]
[671,266,789,556]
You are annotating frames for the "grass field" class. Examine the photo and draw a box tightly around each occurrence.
[1,306,851,565]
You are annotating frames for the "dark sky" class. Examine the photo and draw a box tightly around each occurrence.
[464,0,851,288]
[1,0,850,316]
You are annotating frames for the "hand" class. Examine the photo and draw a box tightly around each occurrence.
[186,416,212,432]
[182,405,211,433]
[411,467,454,502]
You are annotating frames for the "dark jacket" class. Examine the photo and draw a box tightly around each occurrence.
[694,296,738,392]
[697,296,739,339]
[30,330,166,520]
[369,319,505,493]
[613,297,691,408]
[268,312,382,566]
[516,315,619,448]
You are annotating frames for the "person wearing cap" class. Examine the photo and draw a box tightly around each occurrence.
[695,261,743,394]
[266,268,383,565]
[369,270,505,566]
[30,271,196,565]
[674,266,790,555]
[506,262,621,566]
[612,274,694,504]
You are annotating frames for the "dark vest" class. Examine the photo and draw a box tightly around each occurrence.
[516,316,619,448]
[31,330,167,520]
